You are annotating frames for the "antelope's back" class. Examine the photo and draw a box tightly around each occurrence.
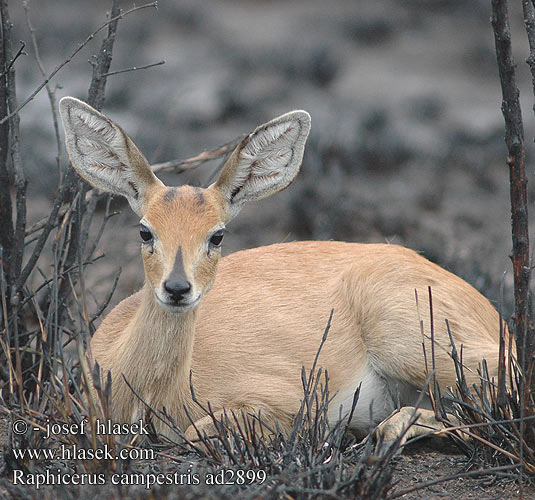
[190,240,505,406]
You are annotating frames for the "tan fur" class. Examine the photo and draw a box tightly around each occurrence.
[91,240,510,440]
[59,98,511,445]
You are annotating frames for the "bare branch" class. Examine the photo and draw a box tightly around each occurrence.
[15,179,69,292]
[101,59,165,77]
[25,206,68,237]
[57,0,124,312]
[1,0,27,291]
[87,0,120,110]
[90,267,121,328]
[523,0,535,109]
[0,1,14,288]
[492,0,534,379]
[0,1,157,125]
[151,134,246,174]
[23,0,63,177]
[0,40,26,78]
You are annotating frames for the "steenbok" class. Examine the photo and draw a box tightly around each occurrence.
[59,97,510,446]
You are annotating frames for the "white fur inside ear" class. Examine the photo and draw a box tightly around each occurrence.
[62,101,129,190]
[72,108,124,168]
[221,110,311,215]
[59,97,156,215]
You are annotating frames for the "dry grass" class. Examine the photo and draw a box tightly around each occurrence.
[0,314,401,499]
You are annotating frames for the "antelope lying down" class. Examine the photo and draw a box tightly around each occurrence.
[59,97,508,446]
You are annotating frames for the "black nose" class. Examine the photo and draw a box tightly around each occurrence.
[163,279,191,302]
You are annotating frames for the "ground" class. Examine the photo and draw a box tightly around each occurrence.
[393,440,534,499]
[1,412,533,499]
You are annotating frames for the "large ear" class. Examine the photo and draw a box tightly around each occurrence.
[59,97,163,216]
[213,110,311,221]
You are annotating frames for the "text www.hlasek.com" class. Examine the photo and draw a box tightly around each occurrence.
[12,443,154,461]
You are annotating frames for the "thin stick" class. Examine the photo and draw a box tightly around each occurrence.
[1,0,27,290]
[151,134,246,174]
[0,1,157,125]
[25,206,68,237]
[23,0,64,178]
[90,268,121,326]
[0,40,26,78]
[15,181,71,292]
[492,3,535,493]
[492,0,534,384]
[101,59,165,77]
[87,0,121,111]
[0,2,14,292]
[57,0,122,313]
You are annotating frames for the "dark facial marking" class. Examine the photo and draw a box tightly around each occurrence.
[229,135,256,202]
[230,166,255,202]
[230,185,241,201]
[169,246,187,282]
[73,134,84,157]
[128,181,139,199]
[118,125,132,155]
[194,187,205,205]
[164,187,178,203]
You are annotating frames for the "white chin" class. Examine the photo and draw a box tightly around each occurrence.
[155,294,201,313]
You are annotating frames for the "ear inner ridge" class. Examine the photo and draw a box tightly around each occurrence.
[59,96,164,216]
[233,115,308,202]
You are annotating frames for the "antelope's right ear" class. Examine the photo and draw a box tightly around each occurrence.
[213,110,311,222]
[59,97,163,216]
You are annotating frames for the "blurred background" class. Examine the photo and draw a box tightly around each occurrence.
[10,0,535,317]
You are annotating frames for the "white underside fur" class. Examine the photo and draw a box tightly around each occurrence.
[327,366,428,434]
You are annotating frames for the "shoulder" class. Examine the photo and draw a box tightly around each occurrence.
[93,290,143,342]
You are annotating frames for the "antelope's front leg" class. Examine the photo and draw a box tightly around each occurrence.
[375,407,460,450]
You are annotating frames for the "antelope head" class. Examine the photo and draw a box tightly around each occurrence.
[59,98,311,313]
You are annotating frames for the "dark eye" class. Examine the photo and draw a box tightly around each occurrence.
[209,230,224,247]
[139,224,153,242]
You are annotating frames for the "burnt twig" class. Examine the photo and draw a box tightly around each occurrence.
[101,59,165,77]
[0,1,157,125]
[23,0,64,177]
[57,0,122,315]
[492,0,535,423]
[151,134,246,174]
[0,40,25,78]
[87,0,120,111]
[0,2,14,297]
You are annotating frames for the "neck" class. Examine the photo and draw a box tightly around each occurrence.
[116,284,198,418]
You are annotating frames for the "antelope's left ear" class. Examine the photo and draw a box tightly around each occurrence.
[213,110,311,221]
